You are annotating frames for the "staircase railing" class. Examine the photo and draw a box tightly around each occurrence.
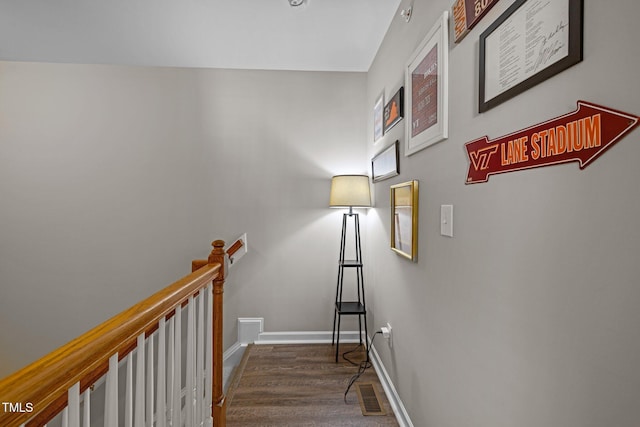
[0,239,240,427]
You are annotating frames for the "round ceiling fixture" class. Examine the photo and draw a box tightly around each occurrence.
[289,0,304,6]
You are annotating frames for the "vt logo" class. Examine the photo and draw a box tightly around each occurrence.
[469,144,499,171]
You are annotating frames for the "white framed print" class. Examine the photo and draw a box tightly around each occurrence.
[405,11,449,156]
[373,92,384,143]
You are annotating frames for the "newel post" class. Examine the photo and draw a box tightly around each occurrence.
[208,240,227,427]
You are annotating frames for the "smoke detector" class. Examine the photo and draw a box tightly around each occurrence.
[289,0,304,6]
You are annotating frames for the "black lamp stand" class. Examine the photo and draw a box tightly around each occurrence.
[331,207,368,362]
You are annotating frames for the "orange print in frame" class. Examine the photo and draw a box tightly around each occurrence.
[383,87,404,134]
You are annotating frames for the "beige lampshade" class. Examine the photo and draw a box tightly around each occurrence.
[329,175,372,208]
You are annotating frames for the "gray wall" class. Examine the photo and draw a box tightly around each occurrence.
[0,62,367,377]
[195,69,368,348]
[3,1,640,425]
[366,0,640,426]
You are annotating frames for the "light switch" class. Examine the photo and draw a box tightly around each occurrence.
[441,205,453,237]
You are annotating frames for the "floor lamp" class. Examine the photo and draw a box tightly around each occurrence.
[329,175,371,362]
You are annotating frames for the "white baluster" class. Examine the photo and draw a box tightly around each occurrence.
[157,317,167,427]
[173,304,182,427]
[134,333,146,427]
[146,334,154,427]
[167,315,175,426]
[83,388,91,427]
[125,352,133,427]
[68,382,80,427]
[62,407,69,427]
[196,290,205,425]
[185,296,195,427]
[205,283,214,427]
[104,353,119,427]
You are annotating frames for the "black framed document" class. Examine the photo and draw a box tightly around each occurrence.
[479,0,583,113]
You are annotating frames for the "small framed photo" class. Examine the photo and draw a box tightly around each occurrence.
[479,0,583,112]
[372,140,399,183]
[390,180,419,261]
[383,87,404,134]
[373,93,384,143]
[405,11,449,156]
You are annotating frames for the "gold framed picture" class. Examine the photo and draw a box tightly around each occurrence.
[390,180,419,261]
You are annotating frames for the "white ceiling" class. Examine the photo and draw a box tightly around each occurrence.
[0,0,401,72]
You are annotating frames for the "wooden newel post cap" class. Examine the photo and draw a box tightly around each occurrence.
[208,240,227,281]
[212,240,225,253]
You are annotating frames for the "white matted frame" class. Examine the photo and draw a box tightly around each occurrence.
[479,0,583,112]
[372,140,399,182]
[373,92,384,143]
[405,11,449,156]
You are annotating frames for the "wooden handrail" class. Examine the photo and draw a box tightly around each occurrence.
[0,241,226,427]
[226,239,244,258]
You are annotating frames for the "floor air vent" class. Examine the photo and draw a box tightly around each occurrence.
[355,382,386,416]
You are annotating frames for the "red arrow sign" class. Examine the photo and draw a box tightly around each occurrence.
[465,101,639,184]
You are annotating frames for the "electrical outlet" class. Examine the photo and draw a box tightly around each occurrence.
[381,323,393,348]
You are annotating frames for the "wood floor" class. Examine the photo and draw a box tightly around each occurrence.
[226,344,399,426]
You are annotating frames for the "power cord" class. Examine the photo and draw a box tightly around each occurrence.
[343,331,382,403]
[341,343,365,366]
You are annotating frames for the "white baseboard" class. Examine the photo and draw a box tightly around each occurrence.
[223,341,245,392]
[368,340,414,427]
[256,330,362,344]
[238,317,264,344]
[223,340,245,364]
[224,318,413,427]
[223,317,264,390]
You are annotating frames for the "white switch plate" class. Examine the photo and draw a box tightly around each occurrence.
[441,205,453,237]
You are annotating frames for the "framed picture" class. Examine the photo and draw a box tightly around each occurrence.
[372,141,399,183]
[373,93,384,142]
[383,87,404,134]
[452,0,501,43]
[479,0,583,113]
[390,180,419,261]
[405,11,449,156]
